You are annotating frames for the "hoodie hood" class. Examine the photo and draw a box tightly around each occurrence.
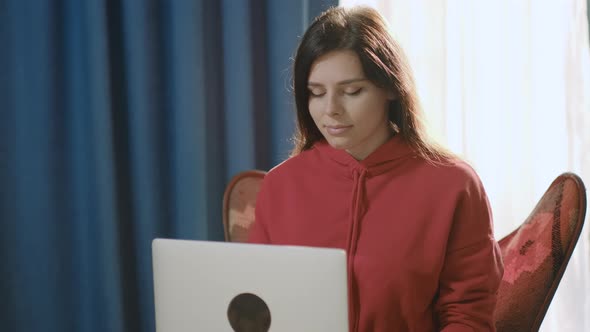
[313,134,417,177]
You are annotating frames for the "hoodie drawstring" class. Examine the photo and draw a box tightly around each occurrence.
[347,167,368,332]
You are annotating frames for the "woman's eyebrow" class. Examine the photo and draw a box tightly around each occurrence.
[307,78,368,86]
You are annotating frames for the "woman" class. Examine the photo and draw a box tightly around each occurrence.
[248,6,503,332]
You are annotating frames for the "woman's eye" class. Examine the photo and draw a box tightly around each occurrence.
[309,90,325,97]
[345,88,362,96]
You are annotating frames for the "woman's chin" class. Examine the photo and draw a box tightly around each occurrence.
[325,138,351,151]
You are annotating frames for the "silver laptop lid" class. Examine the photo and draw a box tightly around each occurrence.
[152,239,349,332]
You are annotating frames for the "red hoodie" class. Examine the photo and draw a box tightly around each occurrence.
[248,136,504,332]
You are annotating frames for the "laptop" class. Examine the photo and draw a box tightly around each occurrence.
[152,238,349,332]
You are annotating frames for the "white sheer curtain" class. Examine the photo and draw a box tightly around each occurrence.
[340,0,590,330]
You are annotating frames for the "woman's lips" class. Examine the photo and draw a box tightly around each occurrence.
[325,125,353,135]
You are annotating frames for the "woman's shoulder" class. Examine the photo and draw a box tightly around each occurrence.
[418,156,485,191]
[265,147,319,181]
[442,158,480,181]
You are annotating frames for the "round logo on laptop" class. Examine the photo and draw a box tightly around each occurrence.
[227,293,271,332]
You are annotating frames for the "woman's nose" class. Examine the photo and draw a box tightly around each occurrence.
[324,94,341,116]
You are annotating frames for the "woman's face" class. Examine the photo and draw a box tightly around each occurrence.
[307,50,394,160]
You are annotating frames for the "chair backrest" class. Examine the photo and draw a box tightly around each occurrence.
[495,172,587,331]
[222,170,266,242]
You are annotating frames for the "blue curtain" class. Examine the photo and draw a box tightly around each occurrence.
[0,0,336,331]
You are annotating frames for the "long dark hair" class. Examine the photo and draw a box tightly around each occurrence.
[291,6,453,163]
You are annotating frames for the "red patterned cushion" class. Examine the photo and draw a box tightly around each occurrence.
[223,170,266,242]
[495,173,587,331]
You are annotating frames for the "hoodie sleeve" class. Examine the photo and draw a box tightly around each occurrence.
[247,175,272,244]
[435,173,504,331]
